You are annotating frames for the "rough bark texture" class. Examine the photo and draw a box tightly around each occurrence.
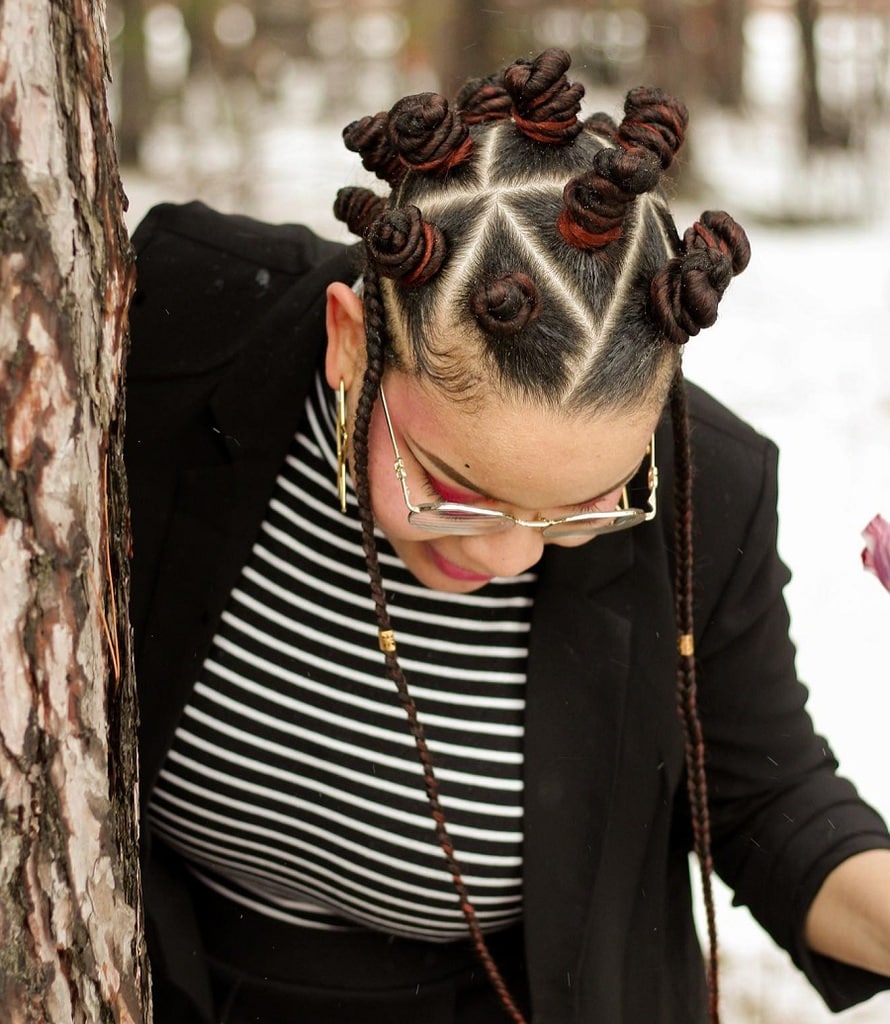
[0,0,146,1021]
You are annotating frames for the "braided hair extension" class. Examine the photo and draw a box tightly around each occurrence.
[334,49,751,1023]
[351,265,529,1024]
[670,370,720,1024]
[654,214,747,1024]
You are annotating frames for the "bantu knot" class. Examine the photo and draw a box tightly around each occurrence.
[387,93,472,175]
[333,187,386,237]
[503,48,584,145]
[618,87,689,170]
[683,210,751,276]
[455,72,512,124]
[470,273,542,336]
[365,206,446,287]
[649,209,750,345]
[343,112,405,185]
[558,146,661,249]
[649,248,734,346]
[584,111,620,143]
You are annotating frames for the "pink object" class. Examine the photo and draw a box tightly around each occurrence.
[862,515,890,593]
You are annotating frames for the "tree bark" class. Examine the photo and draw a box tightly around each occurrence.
[0,0,146,1021]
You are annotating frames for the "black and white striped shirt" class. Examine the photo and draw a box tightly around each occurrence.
[148,370,536,941]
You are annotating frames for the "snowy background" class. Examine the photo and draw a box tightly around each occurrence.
[119,7,890,1018]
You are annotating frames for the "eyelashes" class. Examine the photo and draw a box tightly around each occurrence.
[419,465,619,515]
[420,470,480,505]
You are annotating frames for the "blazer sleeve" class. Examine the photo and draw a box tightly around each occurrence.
[124,201,350,654]
[127,200,345,381]
[691,420,890,1010]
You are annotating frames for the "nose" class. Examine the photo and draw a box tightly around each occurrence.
[458,526,546,579]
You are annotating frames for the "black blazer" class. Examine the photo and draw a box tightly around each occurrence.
[126,202,890,1023]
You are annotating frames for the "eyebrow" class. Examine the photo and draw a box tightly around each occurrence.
[411,440,644,509]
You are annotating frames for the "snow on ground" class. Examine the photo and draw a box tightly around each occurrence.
[122,103,890,1021]
[682,213,890,1023]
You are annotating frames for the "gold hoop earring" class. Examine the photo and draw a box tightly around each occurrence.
[336,379,348,514]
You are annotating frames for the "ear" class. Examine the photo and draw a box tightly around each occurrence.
[325,282,366,391]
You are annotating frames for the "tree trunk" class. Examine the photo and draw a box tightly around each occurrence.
[709,0,747,108]
[0,0,147,1021]
[797,0,827,145]
[435,0,524,97]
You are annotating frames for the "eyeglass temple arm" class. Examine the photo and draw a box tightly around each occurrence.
[378,386,409,484]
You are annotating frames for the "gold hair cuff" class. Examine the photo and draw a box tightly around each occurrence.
[678,633,695,658]
[379,629,397,653]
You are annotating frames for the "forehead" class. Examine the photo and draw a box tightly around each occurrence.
[383,372,662,508]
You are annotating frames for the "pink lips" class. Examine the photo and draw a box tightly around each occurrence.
[428,545,493,582]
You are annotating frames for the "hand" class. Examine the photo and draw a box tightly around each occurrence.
[805,849,890,975]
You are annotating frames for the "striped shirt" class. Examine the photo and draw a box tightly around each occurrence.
[148,370,536,941]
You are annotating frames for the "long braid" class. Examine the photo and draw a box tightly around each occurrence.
[670,369,720,1024]
[350,266,392,636]
[351,267,528,1024]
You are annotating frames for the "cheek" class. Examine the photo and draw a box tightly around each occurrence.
[547,533,596,550]
[594,486,626,511]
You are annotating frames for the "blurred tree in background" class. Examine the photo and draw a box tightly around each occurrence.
[109,1,890,228]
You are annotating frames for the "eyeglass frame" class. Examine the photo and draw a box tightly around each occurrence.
[377,383,658,539]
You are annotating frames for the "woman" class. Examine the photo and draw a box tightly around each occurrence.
[126,49,890,1023]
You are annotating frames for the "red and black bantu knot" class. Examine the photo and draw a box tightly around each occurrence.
[503,48,584,145]
[684,209,751,276]
[365,206,446,288]
[583,110,620,143]
[649,210,749,346]
[558,145,661,249]
[455,72,512,125]
[333,187,386,238]
[342,112,405,186]
[617,86,689,171]
[470,273,542,336]
[386,93,473,175]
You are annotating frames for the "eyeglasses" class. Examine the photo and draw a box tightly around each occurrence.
[377,384,658,539]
